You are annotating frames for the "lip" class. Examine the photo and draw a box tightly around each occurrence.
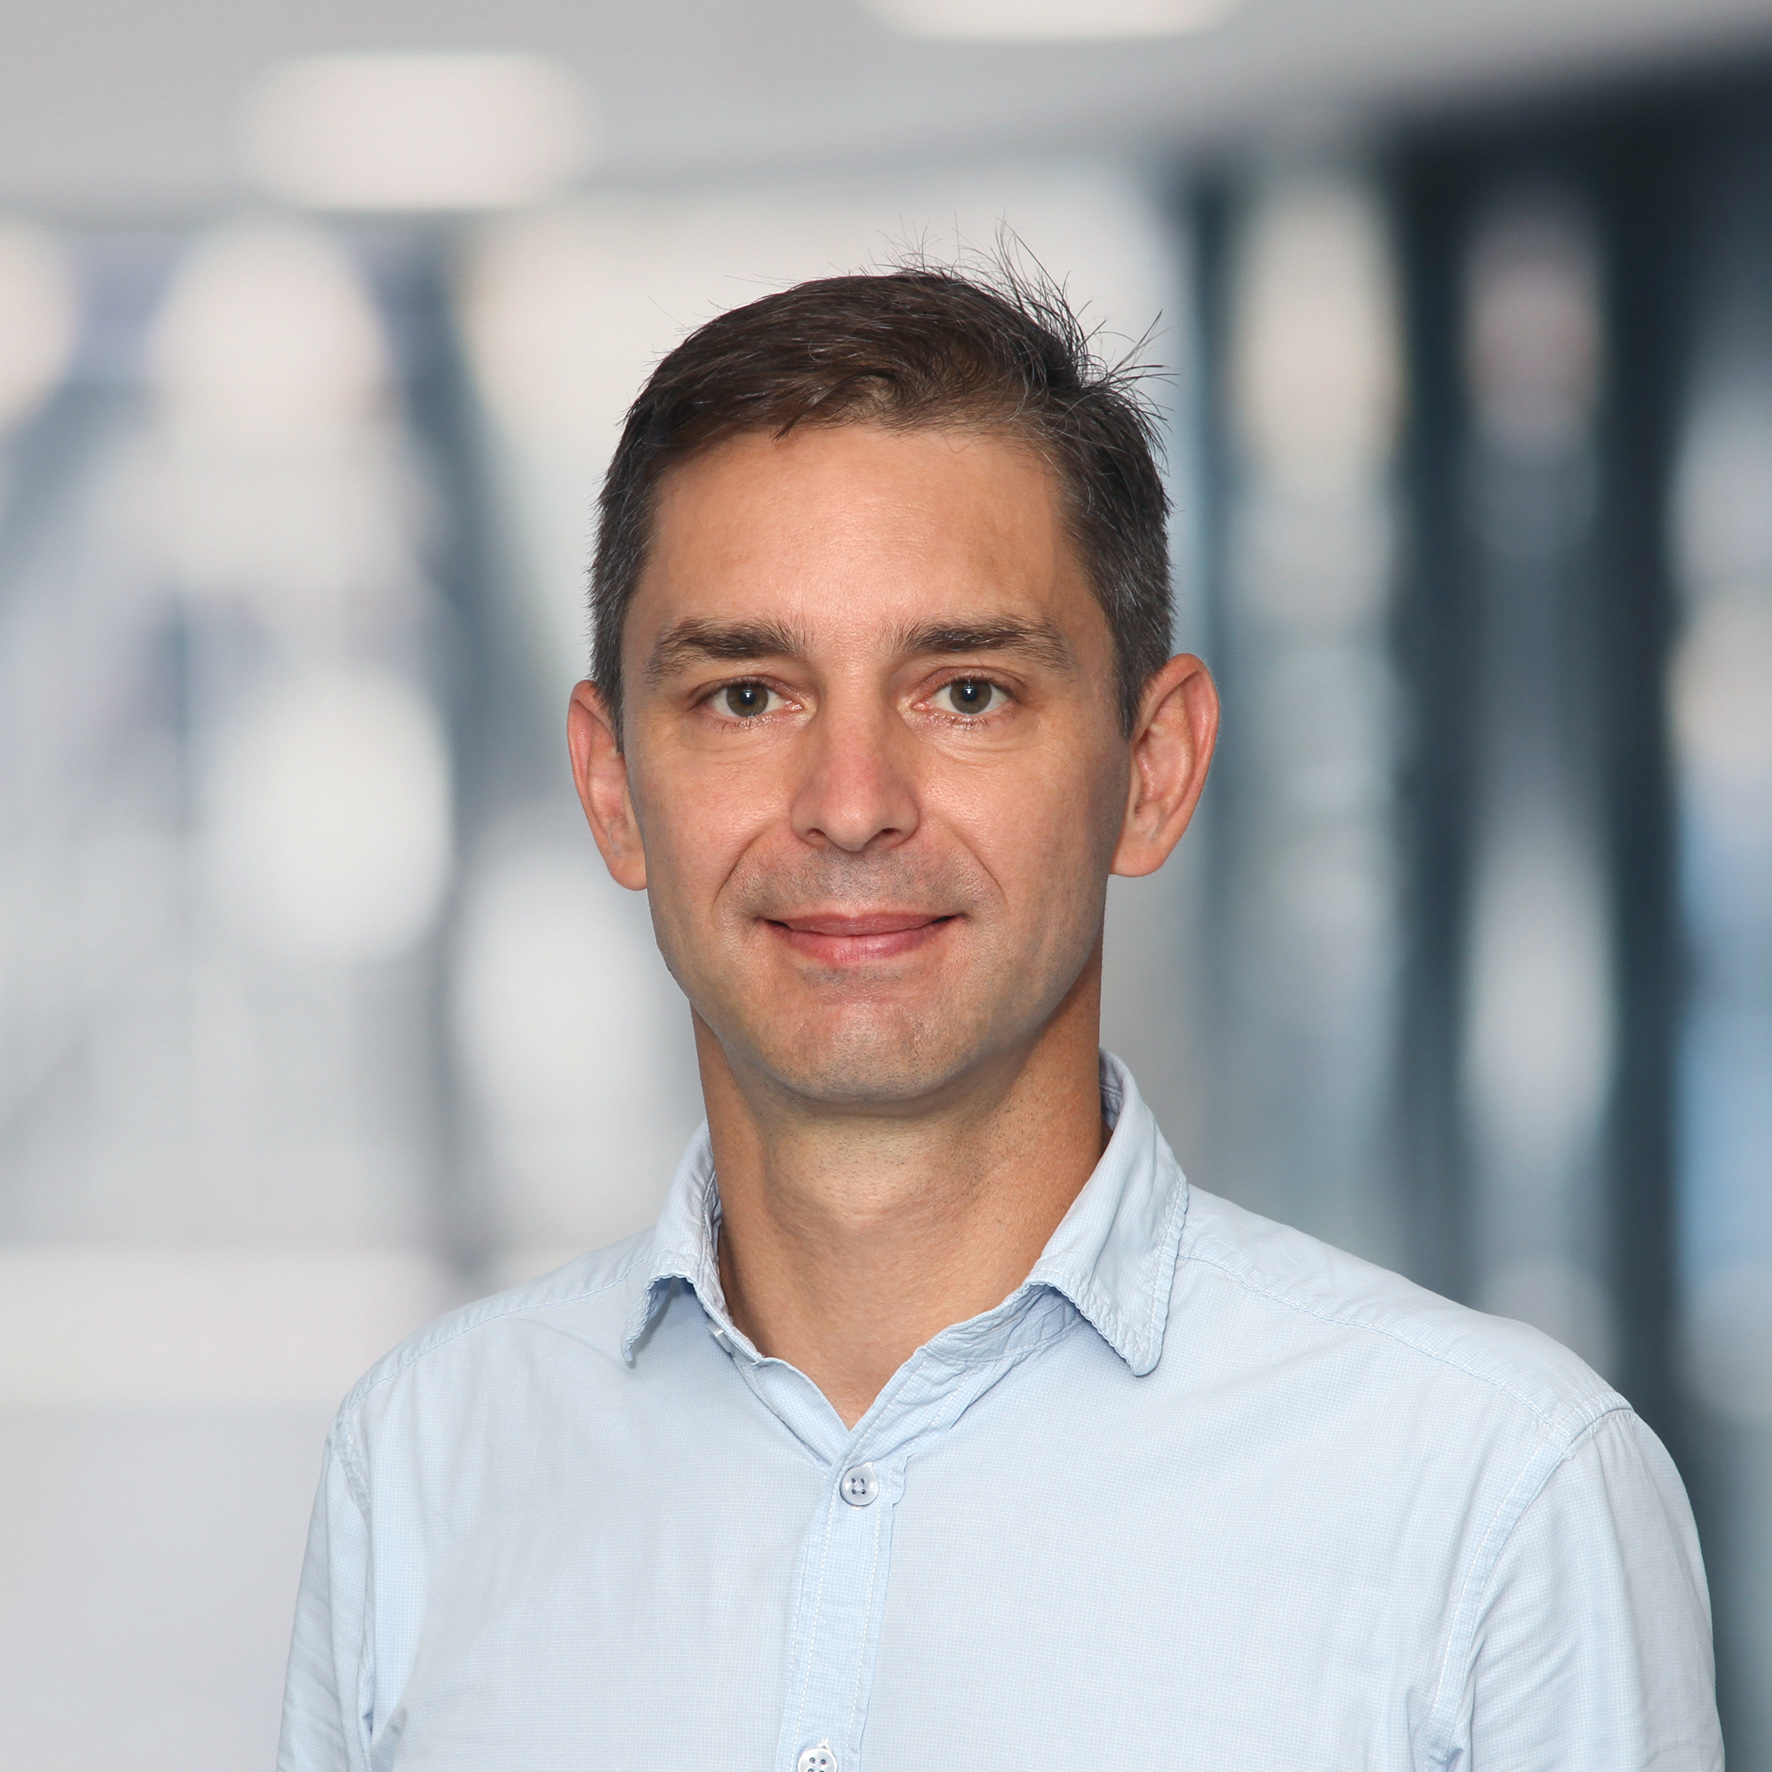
[765,910,957,964]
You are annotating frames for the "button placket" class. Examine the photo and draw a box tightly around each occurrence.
[773,1450,900,1772]
[773,1318,1067,1772]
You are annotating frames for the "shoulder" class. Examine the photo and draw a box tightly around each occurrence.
[334,1230,653,1429]
[1173,1183,1624,1449]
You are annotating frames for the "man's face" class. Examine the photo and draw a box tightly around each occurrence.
[588,422,1136,1110]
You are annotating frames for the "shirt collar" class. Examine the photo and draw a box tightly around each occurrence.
[620,1121,725,1362]
[1020,1052,1189,1375]
[620,1051,1189,1377]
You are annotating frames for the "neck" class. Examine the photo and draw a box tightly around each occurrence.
[698,958,1107,1429]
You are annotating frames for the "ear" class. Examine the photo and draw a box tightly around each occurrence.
[568,681,648,891]
[1111,653,1220,878]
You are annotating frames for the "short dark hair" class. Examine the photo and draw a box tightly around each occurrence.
[590,264,1172,737]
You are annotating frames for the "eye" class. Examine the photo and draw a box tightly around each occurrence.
[720,681,778,718]
[941,678,1006,717]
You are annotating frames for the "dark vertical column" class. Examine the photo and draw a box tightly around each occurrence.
[1372,77,1751,1757]
[1390,113,1691,1401]
[1389,150,1478,1303]
[1187,177,1236,703]
[356,224,513,1290]
[1585,115,1696,1465]
[1654,97,1772,1766]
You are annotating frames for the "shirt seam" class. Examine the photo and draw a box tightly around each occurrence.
[844,1490,890,1751]
[789,1491,839,1756]
[892,1303,1083,1474]
[333,1407,372,1520]
[915,1288,1082,1373]
[324,1411,377,1764]
[1177,1241,1614,1436]
[1145,1162,1190,1356]
[1423,1403,1635,1767]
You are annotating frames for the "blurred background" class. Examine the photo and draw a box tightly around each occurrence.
[0,0,1769,1765]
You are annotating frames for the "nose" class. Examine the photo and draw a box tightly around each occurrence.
[789,697,920,854]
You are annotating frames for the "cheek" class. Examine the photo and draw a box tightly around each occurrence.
[628,752,773,908]
[941,745,1126,898]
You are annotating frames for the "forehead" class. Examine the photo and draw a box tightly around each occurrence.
[628,423,1104,655]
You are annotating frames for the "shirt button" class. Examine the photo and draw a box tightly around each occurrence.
[839,1463,879,1507]
[797,1743,837,1772]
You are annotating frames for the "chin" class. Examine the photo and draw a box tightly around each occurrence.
[747,1007,997,1109]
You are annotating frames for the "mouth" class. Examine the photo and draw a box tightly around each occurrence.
[764,910,959,966]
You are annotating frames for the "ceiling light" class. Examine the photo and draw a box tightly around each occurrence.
[240,52,595,212]
[148,223,390,442]
[203,663,453,960]
[865,0,1239,40]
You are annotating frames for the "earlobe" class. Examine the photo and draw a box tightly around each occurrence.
[1110,654,1220,879]
[567,681,648,891]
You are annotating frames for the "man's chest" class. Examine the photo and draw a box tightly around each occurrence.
[371,1361,1449,1772]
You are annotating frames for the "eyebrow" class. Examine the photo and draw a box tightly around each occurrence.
[889,618,1077,673]
[646,617,812,683]
[644,612,1078,682]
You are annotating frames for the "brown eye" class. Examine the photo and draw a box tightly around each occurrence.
[944,679,1001,716]
[723,682,774,717]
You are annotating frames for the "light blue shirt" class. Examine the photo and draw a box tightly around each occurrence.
[280,1055,1720,1771]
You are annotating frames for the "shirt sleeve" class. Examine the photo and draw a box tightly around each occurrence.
[278,1428,373,1772]
[1448,1406,1722,1771]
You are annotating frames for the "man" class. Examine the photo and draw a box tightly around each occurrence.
[280,268,1720,1770]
